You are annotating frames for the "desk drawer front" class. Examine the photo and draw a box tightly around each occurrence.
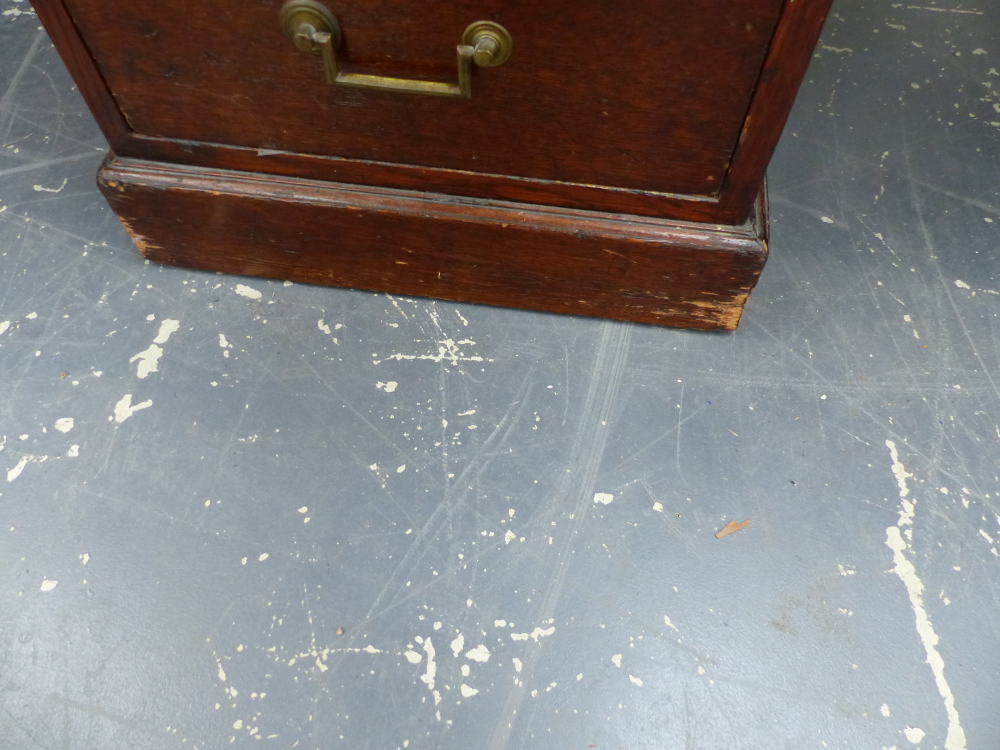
[64,0,783,197]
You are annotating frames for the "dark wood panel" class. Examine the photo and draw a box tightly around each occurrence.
[31,0,132,152]
[120,134,724,222]
[98,156,768,331]
[719,0,835,217]
[36,0,831,224]
[66,0,784,196]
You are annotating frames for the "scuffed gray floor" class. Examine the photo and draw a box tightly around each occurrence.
[2,1,998,748]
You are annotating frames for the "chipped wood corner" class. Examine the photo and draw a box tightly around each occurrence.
[687,292,753,331]
[115,215,164,258]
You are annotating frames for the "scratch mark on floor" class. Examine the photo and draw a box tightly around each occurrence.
[48,693,193,743]
[486,321,633,750]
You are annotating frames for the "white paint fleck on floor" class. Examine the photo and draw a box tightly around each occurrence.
[884,440,967,750]
[113,394,152,423]
[234,284,263,300]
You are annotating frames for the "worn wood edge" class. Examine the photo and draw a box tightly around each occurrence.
[115,226,754,331]
[717,0,834,222]
[97,156,768,331]
[31,0,133,151]
[101,156,764,249]
[117,135,724,223]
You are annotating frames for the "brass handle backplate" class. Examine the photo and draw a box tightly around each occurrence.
[279,0,512,99]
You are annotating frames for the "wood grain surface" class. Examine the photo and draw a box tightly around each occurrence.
[719,0,835,218]
[35,0,832,224]
[98,156,769,330]
[64,0,783,197]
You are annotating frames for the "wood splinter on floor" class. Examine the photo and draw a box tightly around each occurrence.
[716,519,751,539]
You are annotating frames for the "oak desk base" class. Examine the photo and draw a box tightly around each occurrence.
[98,156,768,331]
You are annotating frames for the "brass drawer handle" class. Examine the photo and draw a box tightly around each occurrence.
[279,1,512,99]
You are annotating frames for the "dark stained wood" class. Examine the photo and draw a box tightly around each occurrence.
[31,0,132,152]
[37,0,830,328]
[718,0,836,221]
[121,134,724,222]
[35,0,830,226]
[63,0,784,197]
[98,156,769,331]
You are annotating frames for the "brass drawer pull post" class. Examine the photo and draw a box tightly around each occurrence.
[279,1,512,99]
